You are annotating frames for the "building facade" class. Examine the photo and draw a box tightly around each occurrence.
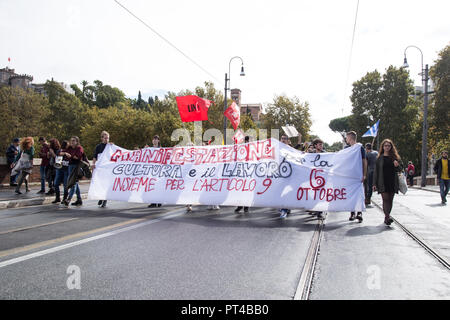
[230,88,263,123]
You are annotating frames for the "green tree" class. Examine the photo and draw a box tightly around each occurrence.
[0,86,48,152]
[329,115,352,133]
[429,45,450,156]
[44,80,90,141]
[261,94,312,140]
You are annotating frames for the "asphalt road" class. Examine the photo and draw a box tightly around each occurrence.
[0,201,319,299]
[0,190,449,300]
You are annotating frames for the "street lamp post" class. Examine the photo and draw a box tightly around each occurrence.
[224,56,245,144]
[403,45,429,187]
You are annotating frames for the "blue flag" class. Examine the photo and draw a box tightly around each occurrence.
[362,120,380,137]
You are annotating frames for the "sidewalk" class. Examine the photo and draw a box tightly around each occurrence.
[0,181,90,209]
[411,185,441,193]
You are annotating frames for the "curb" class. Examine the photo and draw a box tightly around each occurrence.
[410,186,440,194]
[0,193,89,209]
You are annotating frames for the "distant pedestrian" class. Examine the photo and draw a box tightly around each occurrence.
[37,137,53,194]
[433,150,449,205]
[373,139,403,225]
[235,136,251,214]
[365,143,378,205]
[6,138,20,186]
[11,137,35,194]
[310,138,326,219]
[92,131,110,208]
[406,161,415,186]
[64,136,85,206]
[345,131,367,223]
[148,135,163,208]
[52,140,70,204]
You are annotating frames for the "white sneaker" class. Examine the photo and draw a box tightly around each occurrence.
[280,209,288,219]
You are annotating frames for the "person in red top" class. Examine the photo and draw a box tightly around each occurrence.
[407,161,415,186]
[38,137,54,194]
[64,136,85,206]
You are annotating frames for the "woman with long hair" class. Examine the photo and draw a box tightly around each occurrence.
[373,139,403,225]
[11,137,35,194]
[64,136,85,206]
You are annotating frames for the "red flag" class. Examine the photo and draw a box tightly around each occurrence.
[224,101,241,130]
[233,129,245,144]
[176,95,213,123]
[8,57,10,62]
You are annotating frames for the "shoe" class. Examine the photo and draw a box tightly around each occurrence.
[148,204,157,208]
[349,213,356,221]
[26,188,30,193]
[52,198,61,204]
[37,190,45,194]
[15,190,22,195]
[98,200,103,206]
[71,199,83,206]
[186,206,192,212]
[356,213,363,223]
[280,209,288,219]
[157,204,162,207]
[317,212,323,219]
[384,217,393,226]
[101,200,107,208]
[244,207,249,213]
[234,207,242,213]
[213,205,220,210]
[10,183,18,187]
[62,199,69,206]
[45,189,55,195]
[287,209,291,215]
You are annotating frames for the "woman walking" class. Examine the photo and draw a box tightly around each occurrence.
[373,139,403,225]
[11,137,35,194]
[64,136,85,206]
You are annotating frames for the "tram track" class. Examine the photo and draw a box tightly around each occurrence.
[372,201,450,270]
[293,214,325,300]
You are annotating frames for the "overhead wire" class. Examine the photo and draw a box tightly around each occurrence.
[341,0,360,115]
[113,0,223,85]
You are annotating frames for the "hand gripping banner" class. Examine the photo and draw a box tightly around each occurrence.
[88,139,365,212]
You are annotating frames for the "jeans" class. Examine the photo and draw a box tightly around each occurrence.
[40,166,46,191]
[439,179,449,202]
[365,171,374,200]
[68,164,81,201]
[54,166,69,199]
[9,164,18,184]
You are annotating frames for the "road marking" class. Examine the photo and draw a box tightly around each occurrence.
[0,208,185,268]
[0,218,79,235]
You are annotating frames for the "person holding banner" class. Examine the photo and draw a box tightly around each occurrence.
[92,131,110,208]
[279,134,291,218]
[373,139,403,225]
[148,135,163,208]
[345,131,367,223]
[235,136,251,214]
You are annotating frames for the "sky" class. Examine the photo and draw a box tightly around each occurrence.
[1,0,449,144]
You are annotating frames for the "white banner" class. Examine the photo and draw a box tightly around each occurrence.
[88,139,365,212]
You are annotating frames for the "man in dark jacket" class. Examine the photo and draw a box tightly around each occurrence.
[6,138,20,186]
[434,150,449,205]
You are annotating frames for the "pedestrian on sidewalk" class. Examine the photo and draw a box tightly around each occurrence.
[365,143,378,205]
[64,136,85,207]
[51,139,69,204]
[6,137,20,186]
[433,150,449,205]
[148,135,163,208]
[345,131,367,223]
[92,131,110,208]
[407,161,415,186]
[373,139,403,225]
[11,137,35,194]
[37,137,53,194]
[45,138,58,195]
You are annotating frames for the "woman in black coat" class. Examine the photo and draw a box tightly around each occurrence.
[373,139,403,225]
